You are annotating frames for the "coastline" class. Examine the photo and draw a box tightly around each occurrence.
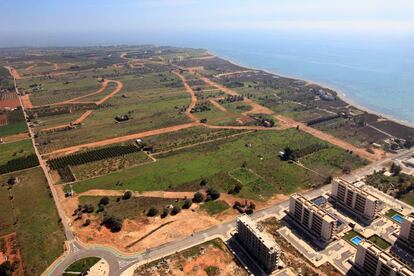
[207,50,414,129]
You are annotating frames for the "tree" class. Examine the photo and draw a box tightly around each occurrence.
[192,192,204,203]
[99,196,110,206]
[390,163,402,176]
[85,204,94,213]
[281,147,295,161]
[102,215,123,232]
[200,179,207,186]
[161,207,169,218]
[207,188,220,200]
[324,175,333,184]
[122,190,132,200]
[233,183,242,194]
[147,207,159,217]
[182,199,192,209]
[249,201,256,210]
[404,136,414,149]
[171,206,181,215]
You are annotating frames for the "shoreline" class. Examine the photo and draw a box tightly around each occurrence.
[207,50,414,129]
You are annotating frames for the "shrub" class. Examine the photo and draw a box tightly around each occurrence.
[171,206,181,215]
[99,196,110,206]
[233,183,242,194]
[83,219,91,227]
[147,207,159,217]
[207,188,220,200]
[192,192,204,203]
[122,191,132,200]
[102,215,123,232]
[182,199,192,209]
[161,208,169,218]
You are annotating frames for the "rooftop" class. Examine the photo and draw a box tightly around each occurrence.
[335,178,379,203]
[237,214,280,253]
[359,240,414,275]
[292,193,337,224]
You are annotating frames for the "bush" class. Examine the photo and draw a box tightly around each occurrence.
[147,207,159,217]
[83,219,91,227]
[207,188,220,200]
[233,183,242,194]
[200,179,207,186]
[182,199,192,209]
[171,206,181,215]
[102,215,123,232]
[99,196,110,206]
[122,191,132,200]
[161,207,169,218]
[192,192,204,203]
[85,204,94,213]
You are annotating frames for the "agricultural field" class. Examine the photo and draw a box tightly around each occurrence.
[0,109,27,138]
[34,72,192,153]
[71,129,366,200]
[0,139,38,174]
[0,168,65,276]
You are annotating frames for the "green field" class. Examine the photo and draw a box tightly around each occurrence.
[63,257,101,275]
[201,200,230,215]
[0,139,34,165]
[0,168,65,275]
[79,195,181,220]
[0,122,27,137]
[70,151,152,181]
[71,129,366,200]
[35,72,192,153]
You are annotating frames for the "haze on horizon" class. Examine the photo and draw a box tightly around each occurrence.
[1,0,414,47]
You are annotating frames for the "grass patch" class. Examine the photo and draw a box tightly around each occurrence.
[0,122,27,137]
[368,235,391,250]
[201,200,230,215]
[0,168,65,275]
[64,257,101,273]
[79,195,179,220]
[229,167,261,185]
[343,230,364,247]
[0,139,34,165]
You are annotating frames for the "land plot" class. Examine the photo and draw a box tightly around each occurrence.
[72,130,366,199]
[134,238,248,276]
[0,168,65,276]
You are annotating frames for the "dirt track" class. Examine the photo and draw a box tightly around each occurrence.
[20,95,33,108]
[209,99,230,113]
[43,122,200,157]
[275,115,383,161]
[172,71,198,121]
[4,66,21,80]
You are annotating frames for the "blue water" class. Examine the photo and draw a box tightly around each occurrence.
[195,33,414,126]
[392,214,404,224]
[351,236,363,245]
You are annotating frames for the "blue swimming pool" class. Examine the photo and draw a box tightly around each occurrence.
[351,236,363,245]
[392,214,404,224]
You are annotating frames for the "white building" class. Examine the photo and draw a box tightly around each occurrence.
[236,214,281,273]
[289,194,337,242]
[354,240,414,276]
[331,178,381,222]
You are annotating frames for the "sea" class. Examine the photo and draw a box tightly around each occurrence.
[180,31,414,126]
[4,30,414,125]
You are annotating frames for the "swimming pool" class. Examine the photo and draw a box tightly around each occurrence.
[392,214,404,224]
[351,236,363,245]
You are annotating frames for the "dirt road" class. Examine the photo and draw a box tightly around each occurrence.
[4,66,21,80]
[20,95,33,108]
[275,115,383,161]
[172,71,198,121]
[209,99,230,113]
[43,122,200,158]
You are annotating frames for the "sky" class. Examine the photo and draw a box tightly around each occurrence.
[1,0,414,46]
